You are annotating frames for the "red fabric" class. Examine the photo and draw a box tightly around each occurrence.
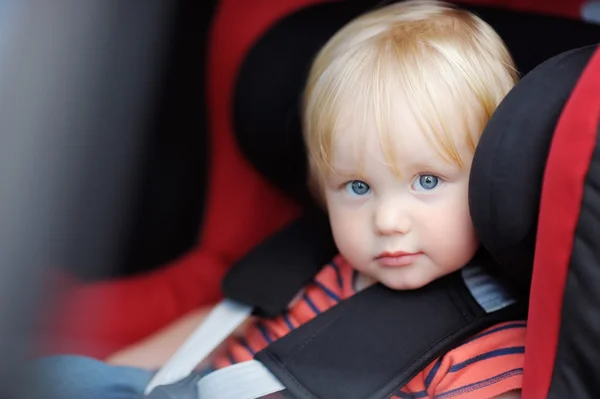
[522,47,600,398]
[41,0,590,360]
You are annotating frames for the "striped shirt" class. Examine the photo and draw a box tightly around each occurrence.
[212,255,525,398]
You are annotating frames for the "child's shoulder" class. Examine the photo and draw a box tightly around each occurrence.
[402,321,526,399]
[330,254,351,269]
[440,320,526,371]
[313,254,355,284]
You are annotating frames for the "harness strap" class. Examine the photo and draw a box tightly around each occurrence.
[255,252,524,399]
[222,209,337,317]
[144,299,253,394]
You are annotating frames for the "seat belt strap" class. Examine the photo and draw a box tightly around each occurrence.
[196,360,286,399]
[144,299,253,394]
[223,210,337,317]
[191,277,522,399]
[254,254,524,399]
[188,284,522,399]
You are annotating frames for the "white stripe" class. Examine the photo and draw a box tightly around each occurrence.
[144,299,253,394]
[461,265,518,313]
[197,360,285,399]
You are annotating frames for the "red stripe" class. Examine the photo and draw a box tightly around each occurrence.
[522,47,600,398]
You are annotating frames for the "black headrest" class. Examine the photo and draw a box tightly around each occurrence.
[469,44,599,298]
[233,0,600,204]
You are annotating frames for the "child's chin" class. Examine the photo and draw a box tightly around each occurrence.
[380,274,431,291]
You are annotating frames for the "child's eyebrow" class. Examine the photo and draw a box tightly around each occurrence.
[407,158,463,172]
[328,168,365,180]
[408,162,445,172]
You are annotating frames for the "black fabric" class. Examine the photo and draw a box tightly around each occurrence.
[66,0,217,279]
[233,1,373,206]
[117,0,216,278]
[469,45,598,300]
[222,209,337,317]
[255,252,525,399]
[548,119,600,398]
[233,0,600,205]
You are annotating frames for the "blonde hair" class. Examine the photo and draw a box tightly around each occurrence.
[303,0,518,197]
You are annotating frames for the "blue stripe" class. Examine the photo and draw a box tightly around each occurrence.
[283,313,295,331]
[227,351,236,364]
[329,260,344,289]
[449,347,525,372]
[239,338,255,356]
[393,391,416,399]
[460,322,526,346]
[302,292,321,315]
[257,322,274,344]
[392,390,428,398]
[313,279,341,302]
[434,368,523,399]
[425,357,443,388]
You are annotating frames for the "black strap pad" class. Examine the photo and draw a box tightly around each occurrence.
[255,254,525,399]
[222,208,337,317]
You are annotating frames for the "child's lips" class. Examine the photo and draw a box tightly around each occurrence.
[375,251,422,267]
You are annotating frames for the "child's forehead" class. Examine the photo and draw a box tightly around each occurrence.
[329,111,474,176]
[332,107,435,155]
[331,125,446,171]
[331,94,475,163]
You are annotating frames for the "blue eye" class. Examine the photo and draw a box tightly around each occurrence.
[412,174,439,191]
[345,180,371,196]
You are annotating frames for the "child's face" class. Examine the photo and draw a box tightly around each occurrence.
[323,106,479,290]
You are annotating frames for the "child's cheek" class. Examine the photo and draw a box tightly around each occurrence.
[329,210,365,256]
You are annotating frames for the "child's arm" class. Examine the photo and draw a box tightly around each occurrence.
[43,249,230,360]
[426,321,526,399]
[105,307,213,370]
[106,306,253,370]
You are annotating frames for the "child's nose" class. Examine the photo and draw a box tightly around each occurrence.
[374,201,411,235]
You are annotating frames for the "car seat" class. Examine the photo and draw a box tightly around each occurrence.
[144,43,600,399]
[43,0,600,362]
[470,42,600,399]
[520,46,600,399]
[138,0,600,397]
